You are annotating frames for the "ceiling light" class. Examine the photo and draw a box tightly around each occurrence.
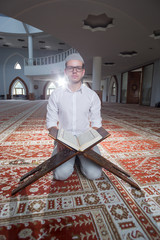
[104,62,115,66]
[17,39,25,42]
[119,51,137,57]
[3,44,9,47]
[45,46,51,49]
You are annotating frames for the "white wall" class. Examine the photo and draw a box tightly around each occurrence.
[0,48,29,98]
[24,61,65,76]
[0,47,58,99]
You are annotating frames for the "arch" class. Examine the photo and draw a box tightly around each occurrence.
[3,52,25,99]
[42,81,50,100]
[47,82,56,96]
[41,81,57,99]
[108,75,118,103]
[8,77,29,99]
[111,81,116,96]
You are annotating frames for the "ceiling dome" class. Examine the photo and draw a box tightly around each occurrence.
[0,14,42,34]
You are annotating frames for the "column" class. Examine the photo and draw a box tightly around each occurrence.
[28,35,33,65]
[28,36,34,100]
[92,56,102,90]
[29,77,35,100]
[92,56,102,102]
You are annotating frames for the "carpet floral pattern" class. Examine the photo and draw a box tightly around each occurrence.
[0,100,160,240]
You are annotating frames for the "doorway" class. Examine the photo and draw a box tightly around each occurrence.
[127,71,141,104]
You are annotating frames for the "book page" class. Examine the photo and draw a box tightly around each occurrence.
[77,128,102,151]
[57,129,79,150]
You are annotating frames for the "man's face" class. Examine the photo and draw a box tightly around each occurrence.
[65,60,85,84]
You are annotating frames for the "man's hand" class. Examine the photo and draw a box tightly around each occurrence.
[48,126,58,132]
[93,127,98,130]
[48,127,68,152]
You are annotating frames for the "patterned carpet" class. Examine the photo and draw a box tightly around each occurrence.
[0,100,160,240]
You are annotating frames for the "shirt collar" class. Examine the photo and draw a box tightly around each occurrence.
[65,83,83,93]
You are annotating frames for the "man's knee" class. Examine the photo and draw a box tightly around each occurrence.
[54,168,74,180]
[81,167,102,180]
[53,160,75,180]
[52,145,75,180]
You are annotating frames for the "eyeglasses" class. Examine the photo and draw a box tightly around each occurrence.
[66,66,84,72]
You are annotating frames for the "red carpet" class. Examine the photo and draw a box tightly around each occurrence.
[0,100,160,239]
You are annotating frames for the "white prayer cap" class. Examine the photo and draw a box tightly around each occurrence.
[65,53,84,64]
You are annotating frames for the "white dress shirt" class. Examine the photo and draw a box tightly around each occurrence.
[46,84,102,135]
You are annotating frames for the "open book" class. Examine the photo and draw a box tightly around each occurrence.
[56,128,109,151]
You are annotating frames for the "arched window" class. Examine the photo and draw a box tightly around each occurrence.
[13,80,25,95]
[47,82,56,96]
[14,62,22,70]
[111,82,116,96]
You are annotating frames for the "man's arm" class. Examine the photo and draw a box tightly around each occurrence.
[46,92,59,130]
[90,92,102,128]
[46,93,67,152]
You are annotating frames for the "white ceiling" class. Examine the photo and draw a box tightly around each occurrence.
[0,0,160,78]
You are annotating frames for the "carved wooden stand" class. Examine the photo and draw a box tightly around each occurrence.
[11,127,140,195]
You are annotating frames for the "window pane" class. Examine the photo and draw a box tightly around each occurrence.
[16,88,23,95]
[112,82,116,96]
[14,62,21,70]
[13,80,25,95]
[47,82,56,96]
[141,64,153,106]
[121,72,128,103]
[15,81,23,88]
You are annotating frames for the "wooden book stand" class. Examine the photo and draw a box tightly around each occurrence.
[11,127,140,195]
